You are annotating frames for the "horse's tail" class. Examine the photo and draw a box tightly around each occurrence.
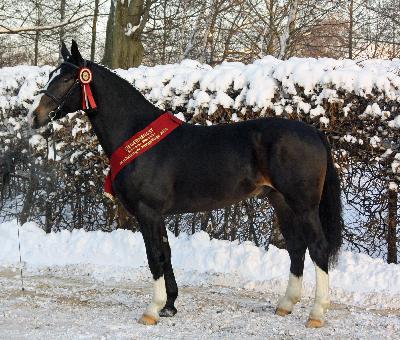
[318,131,343,267]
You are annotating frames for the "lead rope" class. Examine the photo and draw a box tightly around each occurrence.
[50,121,56,161]
[17,220,25,291]
[15,201,25,291]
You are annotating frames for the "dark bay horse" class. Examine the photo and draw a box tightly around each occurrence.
[29,41,342,328]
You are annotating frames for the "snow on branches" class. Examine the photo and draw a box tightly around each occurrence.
[1,56,400,180]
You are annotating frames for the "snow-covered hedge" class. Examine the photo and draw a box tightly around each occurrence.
[0,57,399,259]
[1,57,400,176]
[119,57,400,126]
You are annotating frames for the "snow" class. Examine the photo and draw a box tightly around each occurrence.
[309,105,325,118]
[392,154,400,174]
[389,114,400,128]
[1,220,400,337]
[2,57,400,126]
[0,65,51,111]
[1,271,399,339]
[1,220,400,311]
[370,135,382,148]
[29,134,46,149]
[125,23,140,36]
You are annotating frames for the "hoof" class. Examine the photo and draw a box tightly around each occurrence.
[138,314,158,326]
[159,306,177,317]
[306,318,324,328]
[275,308,291,317]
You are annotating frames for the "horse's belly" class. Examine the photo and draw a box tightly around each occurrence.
[166,178,266,214]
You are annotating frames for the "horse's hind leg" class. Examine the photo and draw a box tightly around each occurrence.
[268,191,307,316]
[297,208,330,328]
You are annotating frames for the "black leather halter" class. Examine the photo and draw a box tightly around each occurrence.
[39,61,81,121]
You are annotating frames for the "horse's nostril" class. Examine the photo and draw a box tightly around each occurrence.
[28,109,39,128]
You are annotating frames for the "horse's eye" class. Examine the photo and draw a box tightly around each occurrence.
[63,77,71,83]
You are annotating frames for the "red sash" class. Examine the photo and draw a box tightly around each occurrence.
[104,112,183,199]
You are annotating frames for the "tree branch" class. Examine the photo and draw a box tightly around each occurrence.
[0,14,92,34]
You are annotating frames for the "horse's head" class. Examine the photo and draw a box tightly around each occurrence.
[29,40,86,129]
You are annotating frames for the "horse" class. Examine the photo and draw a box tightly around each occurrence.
[28,40,342,329]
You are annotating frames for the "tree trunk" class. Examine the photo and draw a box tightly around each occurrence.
[116,201,137,231]
[387,184,398,264]
[230,205,239,241]
[266,0,275,55]
[90,0,100,61]
[202,2,220,65]
[180,1,205,61]
[191,213,197,234]
[58,0,66,63]
[34,32,40,66]
[269,216,286,249]
[200,212,211,232]
[244,201,259,247]
[102,0,115,66]
[44,200,52,233]
[222,206,230,239]
[103,0,151,69]
[161,0,168,64]
[33,0,41,66]
[278,0,298,60]
[348,0,354,59]
[174,214,180,237]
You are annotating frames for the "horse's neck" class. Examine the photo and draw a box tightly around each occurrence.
[88,66,162,158]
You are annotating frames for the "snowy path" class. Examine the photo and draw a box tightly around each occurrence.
[1,268,399,340]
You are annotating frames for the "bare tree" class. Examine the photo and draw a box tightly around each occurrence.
[91,0,100,61]
[278,0,298,59]
[103,0,153,68]
[58,0,66,62]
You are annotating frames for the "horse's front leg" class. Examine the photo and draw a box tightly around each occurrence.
[135,202,168,325]
[159,226,179,317]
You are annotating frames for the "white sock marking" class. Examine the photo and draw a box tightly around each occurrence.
[144,275,167,320]
[310,264,330,320]
[278,273,303,312]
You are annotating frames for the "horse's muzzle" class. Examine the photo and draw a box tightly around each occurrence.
[28,110,44,129]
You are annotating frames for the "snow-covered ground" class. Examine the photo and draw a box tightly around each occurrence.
[0,220,400,339]
[1,268,399,339]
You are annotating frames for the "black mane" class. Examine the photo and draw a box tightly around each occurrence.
[89,61,148,101]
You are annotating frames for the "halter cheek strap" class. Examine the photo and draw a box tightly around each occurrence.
[39,80,80,121]
[40,60,97,121]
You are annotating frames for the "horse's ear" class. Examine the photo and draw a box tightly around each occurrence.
[71,39,83,63]
[61,41,70,61]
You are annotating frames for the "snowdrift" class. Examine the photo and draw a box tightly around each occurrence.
[1,220,399,310]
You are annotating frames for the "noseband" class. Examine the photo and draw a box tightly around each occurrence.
[39,61,85,121]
